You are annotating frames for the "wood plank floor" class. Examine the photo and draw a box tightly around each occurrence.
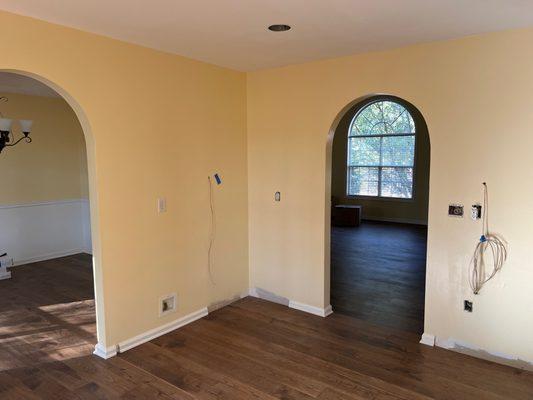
[1,255,533,399]
[331,222,427,334]
[0,254,96,371]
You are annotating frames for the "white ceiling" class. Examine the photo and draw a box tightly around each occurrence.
[1,0,533,71]
[0,72,59,97]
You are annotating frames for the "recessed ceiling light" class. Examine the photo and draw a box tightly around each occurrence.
[268,24,291,32]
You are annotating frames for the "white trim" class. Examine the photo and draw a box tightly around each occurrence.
[12,248,89,267]
[93,343,117,359]
[0,271,11,280]
[0,198,87,210]
[363,216,427,226]
[434,336,528,363]
[420,333,435,346]
[250,287,289,306]
[117,307,208,353]
[248,287,333,318]
[289,300,333,317]
[248,287,259,298]
[421,335,533,371]
[323,304,333,317]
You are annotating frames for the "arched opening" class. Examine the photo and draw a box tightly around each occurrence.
[0,70,106,364]
[325,94,430,334]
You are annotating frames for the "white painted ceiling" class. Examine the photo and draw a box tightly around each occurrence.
[0,72,59,97]
[1,0,533,71]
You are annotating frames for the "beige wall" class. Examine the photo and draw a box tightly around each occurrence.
[331,100,430,224]
[248,28,533,363]
[3,7,533,366]
[0,91,88,205]
[0,10,249,349]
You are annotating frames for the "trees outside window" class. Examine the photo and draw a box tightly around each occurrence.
[347,100,416,199]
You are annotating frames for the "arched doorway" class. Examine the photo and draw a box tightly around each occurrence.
[0,70,106,361]
[325,94,430,334]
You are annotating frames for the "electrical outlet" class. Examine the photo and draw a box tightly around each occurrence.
[471,204,482,220]
[159,293,176,316]
[275,191,281,202]
[448,204,464,217]
[464,300,473,312]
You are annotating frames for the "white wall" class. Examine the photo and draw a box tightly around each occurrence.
[0,199,91,265]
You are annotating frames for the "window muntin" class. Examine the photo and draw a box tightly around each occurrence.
[347,100,415,199]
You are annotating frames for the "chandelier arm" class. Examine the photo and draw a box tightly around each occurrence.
[5,136,31,147]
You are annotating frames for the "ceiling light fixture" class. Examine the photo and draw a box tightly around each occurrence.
[0,97,33,154]
[268,24,291,32]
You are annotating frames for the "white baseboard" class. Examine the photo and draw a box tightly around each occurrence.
[420,332,436,346]
[323,304,333,317]
[419,334,533,371]
[93,343,117,359]
[249,287,289,306]
[363,216,427,226]
[289,300,333,317]
[13,248,89,267]
[116,307,208,353]
[248,286,332,318]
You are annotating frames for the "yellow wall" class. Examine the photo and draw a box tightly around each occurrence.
[0,91,88,205]
[248,28,533,363]
[331,101,430,224]
[3,8,533,365]
[0,10,249,348]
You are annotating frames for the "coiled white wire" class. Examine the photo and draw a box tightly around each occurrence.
[469,182,507,294]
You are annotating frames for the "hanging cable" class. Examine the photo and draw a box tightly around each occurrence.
[469,182,507,294]
[207,176,216,285]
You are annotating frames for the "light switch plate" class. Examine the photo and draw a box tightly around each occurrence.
[157,198,167,213]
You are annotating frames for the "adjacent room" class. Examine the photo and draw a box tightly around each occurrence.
[330,96,430,334]
[0,1,533,399]
[0,72,96,370]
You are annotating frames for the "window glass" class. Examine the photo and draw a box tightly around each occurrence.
[347,100,416,198]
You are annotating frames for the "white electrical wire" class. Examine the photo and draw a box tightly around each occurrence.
[207,176,216,285]
[469,182,507,294]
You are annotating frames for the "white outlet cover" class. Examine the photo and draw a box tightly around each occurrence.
[470,204,482,220]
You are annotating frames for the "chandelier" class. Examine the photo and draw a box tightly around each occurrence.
[0,97,33,153]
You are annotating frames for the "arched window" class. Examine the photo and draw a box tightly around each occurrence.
[347,99,416,199]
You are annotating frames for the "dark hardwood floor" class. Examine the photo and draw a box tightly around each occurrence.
[2,254,533,399]
[331,222,427,334]
[0,254,96,371]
